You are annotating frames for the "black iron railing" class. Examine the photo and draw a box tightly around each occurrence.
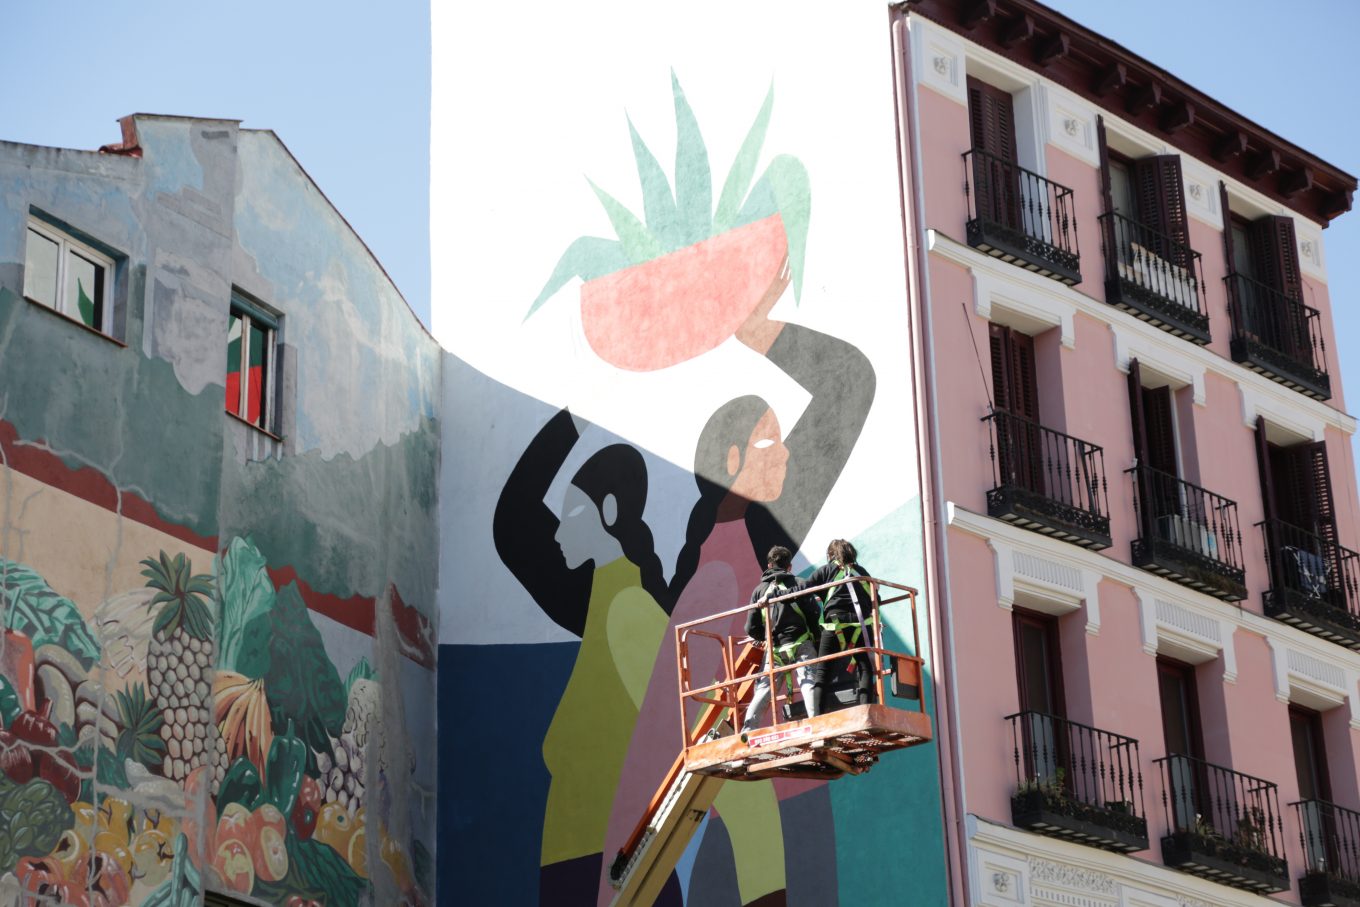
[963,148,1081,285]
[1226,272,1331,400]
[1294,799,1360,906]
[1261,519,1360,649]
[1099,211,1209,343]
[983,410,1111,548]
[1007,711,1148,853]
[1128,465,1246,600]
[1155,754,1289,893]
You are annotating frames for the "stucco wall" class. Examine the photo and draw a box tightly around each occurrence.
[432,2,946,905]
[0,116,440,906]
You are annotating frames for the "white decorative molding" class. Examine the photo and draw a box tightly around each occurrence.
[1136,589,1237,683]
[1177,155,1223,230]
[1239,384,1326,442]
[910,18,967,105]
[929,232,1077,347]
[967,814,1278,907]
[987,537,1102,634]
[1296,220,1326,282]
[1110,323,1207,406]
[1044,85,1099,167]
[1264,636,1358,724]
[927,232,1356,439]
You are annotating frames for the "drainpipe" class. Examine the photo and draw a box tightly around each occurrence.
[890,7,970,906]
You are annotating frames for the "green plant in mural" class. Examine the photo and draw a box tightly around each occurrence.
[114,682,166,771]
[0,559,100,670]
[264,583,347,774]
[140,552,216,782]
[344,657,375,699]
[527,71,811,317]
[216,536,276,680]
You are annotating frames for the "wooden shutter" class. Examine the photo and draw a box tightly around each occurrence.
[1134,156,1189,263]
[989,324,1038,420]
[1142,386,1177,478]
[1220,183,1238,273]
[1249,215,1303,300]
[1127,358,1148,463]
[967,77,1018,162]
[1253,417,1278,524]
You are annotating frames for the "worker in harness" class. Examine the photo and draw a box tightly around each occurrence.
[740,545,820,735]
[806,539,877,713]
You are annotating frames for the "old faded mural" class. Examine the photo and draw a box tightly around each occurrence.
[438,45,944,904]
[1,114,440,906]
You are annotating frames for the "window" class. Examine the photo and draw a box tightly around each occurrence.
[1128,358,1181,521]
[968,77,1021,232]
[226,292,279,433]
[1158,657,1205,828]
[1013,609,1065,783]
[23,217,116,335]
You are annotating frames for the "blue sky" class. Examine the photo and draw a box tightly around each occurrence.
[4,0,1358,433]
[2,0,431,323]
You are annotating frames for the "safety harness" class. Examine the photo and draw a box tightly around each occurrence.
[757,580,815,690]
[820,567,876,651]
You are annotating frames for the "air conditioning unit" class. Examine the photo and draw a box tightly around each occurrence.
[1158,514,1217,559]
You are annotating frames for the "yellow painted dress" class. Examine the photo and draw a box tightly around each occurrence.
[541,556,669,866]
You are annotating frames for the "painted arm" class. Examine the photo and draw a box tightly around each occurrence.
[492,408,593,637]
[748,321,877,560]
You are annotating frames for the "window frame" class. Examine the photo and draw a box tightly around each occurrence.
[23,217,117,337]
[226,290,281,437]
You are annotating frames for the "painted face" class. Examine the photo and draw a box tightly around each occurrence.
[728,408,789,503]
[555,484,618,568]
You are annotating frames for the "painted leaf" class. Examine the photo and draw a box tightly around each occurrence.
[628,115,683,251]
[714,82,774,233]
[215,537,276,679]
[0,559,100,670]
[764,155,812,301]
[263,583,346,771]
[526,236,630,319]
[671,71,712,246]
[588,179,664,265]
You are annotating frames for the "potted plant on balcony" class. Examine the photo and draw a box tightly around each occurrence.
[526,73,811,372]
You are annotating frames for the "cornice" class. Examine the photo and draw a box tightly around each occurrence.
[948,503,1360,714]
[899,0,1356,225]
[926,230,1357,437]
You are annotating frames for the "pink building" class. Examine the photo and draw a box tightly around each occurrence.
[895,2,1360,904]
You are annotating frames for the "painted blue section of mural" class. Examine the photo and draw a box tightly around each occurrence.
[440,642,579,905]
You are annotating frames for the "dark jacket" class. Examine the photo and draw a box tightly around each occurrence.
[806,562,873,623]
[745,569,819,646]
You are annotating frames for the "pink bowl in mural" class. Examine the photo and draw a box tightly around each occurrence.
[580,214,788,372]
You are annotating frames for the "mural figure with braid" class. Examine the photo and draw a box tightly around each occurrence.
[494,75,874,906]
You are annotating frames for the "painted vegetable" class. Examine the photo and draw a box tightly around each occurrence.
[291,775,321,840]
[217,756,263,811]
[0,729,34,783]
[264,720,307,817]
[0,560,101,670]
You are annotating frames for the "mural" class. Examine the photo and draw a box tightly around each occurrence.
[0,471,432,906]
[467,73,931,907]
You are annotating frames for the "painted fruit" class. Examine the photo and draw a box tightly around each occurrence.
[380,831,410,888]
[94,830,135,877]
[291,775,321,839]
[0,629,37,711]
[579,214,788,371]
[212,838,255,893]
[79,851,131,906]
[215,802,253,849]
[15,856,65,893]
[313,802,354,854]
[0,729,34,783]
[50,829,87,879]
[251,805,289,882]
[40,748,81,803]
[347,825,367,878]
[182,765,216,868]
[99,798,134,847]
[131,829,171,886]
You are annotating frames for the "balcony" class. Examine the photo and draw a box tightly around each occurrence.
[983,410,1111,549]
[1261,519,1360,650]
[1155,754,1289,894]
[963,148,1081,285]
[1128,465,1247,601]
[1226,272,1331,400]
[1295,799,1360,907]
[1006,711,1148,853]
[1099,212,1209,344]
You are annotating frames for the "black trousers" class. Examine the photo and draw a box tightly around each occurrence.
[812,620,876,706]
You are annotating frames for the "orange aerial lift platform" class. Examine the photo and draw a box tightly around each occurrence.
[608,575,932,907]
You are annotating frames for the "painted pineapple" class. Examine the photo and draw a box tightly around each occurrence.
[140,552,215,782]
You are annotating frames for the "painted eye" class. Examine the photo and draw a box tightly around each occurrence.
[753,438,776,450]
[566,504,587,518]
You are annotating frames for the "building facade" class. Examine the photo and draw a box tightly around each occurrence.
[0,115,440,906]
[896,2,1360,906]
